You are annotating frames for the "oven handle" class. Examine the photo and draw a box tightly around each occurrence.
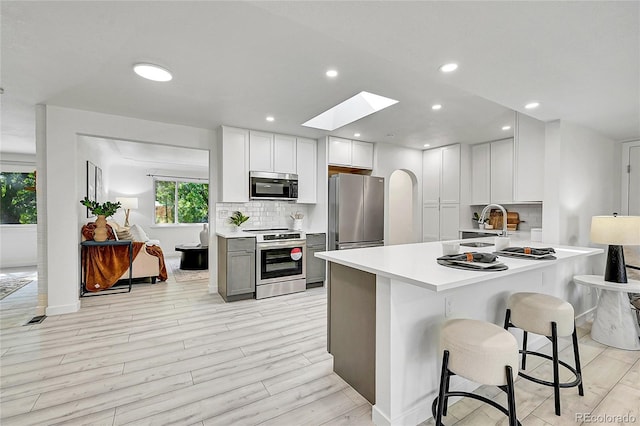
[257,240,306,249]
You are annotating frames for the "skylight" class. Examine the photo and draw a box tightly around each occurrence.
[302,91,399,131]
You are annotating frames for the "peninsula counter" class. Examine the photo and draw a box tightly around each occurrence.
[315,239,602,426]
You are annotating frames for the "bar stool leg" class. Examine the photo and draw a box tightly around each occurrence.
[443,369,451,416]
[435,350,450,426]
[505,365,518,426]
[522,331,528,370]
[572,323,584,396]
[551,322,561,416]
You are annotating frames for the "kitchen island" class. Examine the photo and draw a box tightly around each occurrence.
[315,239,602,426]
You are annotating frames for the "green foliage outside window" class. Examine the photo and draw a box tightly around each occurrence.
[154,179,208,224]
[0,172,37,224]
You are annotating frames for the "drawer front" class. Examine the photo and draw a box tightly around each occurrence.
[306,233,326,247]
[227,237,256,252]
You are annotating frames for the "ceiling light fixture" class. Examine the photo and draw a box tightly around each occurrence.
[502,125,511,131]
[432,104,442,110]
[302,91,399,131]
[424,144,431,148]
[354,133,361,137]
[439,63,458,73]
[326,69,338,78]
[525,102,540,109]
[133,63,172,82]
[266,116,275,122]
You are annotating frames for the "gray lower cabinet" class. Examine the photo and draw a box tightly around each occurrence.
[306,233,326,286]
[218,236,256,302]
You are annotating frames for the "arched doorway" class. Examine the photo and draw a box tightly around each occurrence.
[388,169,416,245]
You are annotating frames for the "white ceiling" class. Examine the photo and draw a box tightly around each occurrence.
[2,1,638,156]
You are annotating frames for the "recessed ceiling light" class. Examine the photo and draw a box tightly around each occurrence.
[133,63,172,82]
[424,144,430,147]
[326,69,338,78]
[354,133,361,137]
[302,91,399,131]
[432,104,442,110]
[439,63,458,73]
[502,125,511,131]
[525,102,540,109]
[266,116,275,122]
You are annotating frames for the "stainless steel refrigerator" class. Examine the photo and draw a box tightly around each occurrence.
[328,174,384,250]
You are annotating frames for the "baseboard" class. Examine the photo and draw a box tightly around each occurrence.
[45,300,81,316]
[575,307,596,325]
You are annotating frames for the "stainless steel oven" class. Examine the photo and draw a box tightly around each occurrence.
[255,231,306,299]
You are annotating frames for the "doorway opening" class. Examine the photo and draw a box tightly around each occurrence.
[388,169,417,245]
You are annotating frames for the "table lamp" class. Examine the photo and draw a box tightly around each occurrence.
[590,214,640,283]
[116,197,138,228]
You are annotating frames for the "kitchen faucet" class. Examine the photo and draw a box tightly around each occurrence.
[479,204,508,237]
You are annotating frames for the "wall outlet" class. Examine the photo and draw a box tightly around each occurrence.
[445,297,453,317]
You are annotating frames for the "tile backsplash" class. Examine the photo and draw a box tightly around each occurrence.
[216,201,309,231]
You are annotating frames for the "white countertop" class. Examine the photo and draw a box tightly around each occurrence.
[216,228,326,238]
[315,238,602,293]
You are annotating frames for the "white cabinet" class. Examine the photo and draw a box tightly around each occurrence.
[274,134,297,174]
[328,137,374,169]
[422,144,460,204]
[296,138,317,204]
[470,139,514,204]
[422,144,460,242]
[218,126,249,203]
[471,143,491,204]
[490,139,514,204]
[352,141,374,169]
[249,131,297,174]
[328,137,352,166]
[514,112,545,202]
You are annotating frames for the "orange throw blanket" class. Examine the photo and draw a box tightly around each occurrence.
[82,243,168,292]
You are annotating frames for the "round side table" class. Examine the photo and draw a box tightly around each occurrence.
[574,275,640,351]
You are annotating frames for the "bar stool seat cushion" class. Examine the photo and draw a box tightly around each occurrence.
[507,293,575,337]
[441,318,519,386]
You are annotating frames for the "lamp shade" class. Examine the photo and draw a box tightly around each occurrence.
[590,216,640,246]
[116,197,138,210]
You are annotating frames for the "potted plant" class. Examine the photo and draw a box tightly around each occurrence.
[80,197,121,241]
[228,210,250,232]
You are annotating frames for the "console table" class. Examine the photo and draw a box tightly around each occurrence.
[574,275,640,350]
[175,244,208,270]
[80,240,133,296]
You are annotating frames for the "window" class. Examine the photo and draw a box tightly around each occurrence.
[154,179,208,224]
[0,171,37,224]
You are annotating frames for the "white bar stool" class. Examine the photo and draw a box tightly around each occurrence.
[432,318,520,426]
[504,292,584,416]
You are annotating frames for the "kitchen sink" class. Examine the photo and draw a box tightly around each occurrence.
[459,242,494,247]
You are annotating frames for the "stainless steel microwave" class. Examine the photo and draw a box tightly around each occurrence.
[249,171,298,200]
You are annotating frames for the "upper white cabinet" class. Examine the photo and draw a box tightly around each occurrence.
[328,137,374,169]
[471,143,491,204]
[490,139,514,204]
[296,138,317,204]
[274,134,297,174]
[218,126,250,203]
[249,131,274,172]
[249,131,297,174]
[422,144,460,204]
[351,141,374,169]
[514,112,545,202]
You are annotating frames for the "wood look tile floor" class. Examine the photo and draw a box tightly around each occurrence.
[1,266,639,426]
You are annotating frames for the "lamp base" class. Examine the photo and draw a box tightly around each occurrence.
[604,245,627,283]
[124,209,131,228]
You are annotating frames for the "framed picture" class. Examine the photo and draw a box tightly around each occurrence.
[86,161,96,218]
[95,166,103,203]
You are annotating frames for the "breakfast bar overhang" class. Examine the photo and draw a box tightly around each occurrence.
[316,240,602,426]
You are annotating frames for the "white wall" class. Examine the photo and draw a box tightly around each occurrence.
[0,153,38,267]
[373,142,423,244]
[543,120,618,277]
[37,105,215,315]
